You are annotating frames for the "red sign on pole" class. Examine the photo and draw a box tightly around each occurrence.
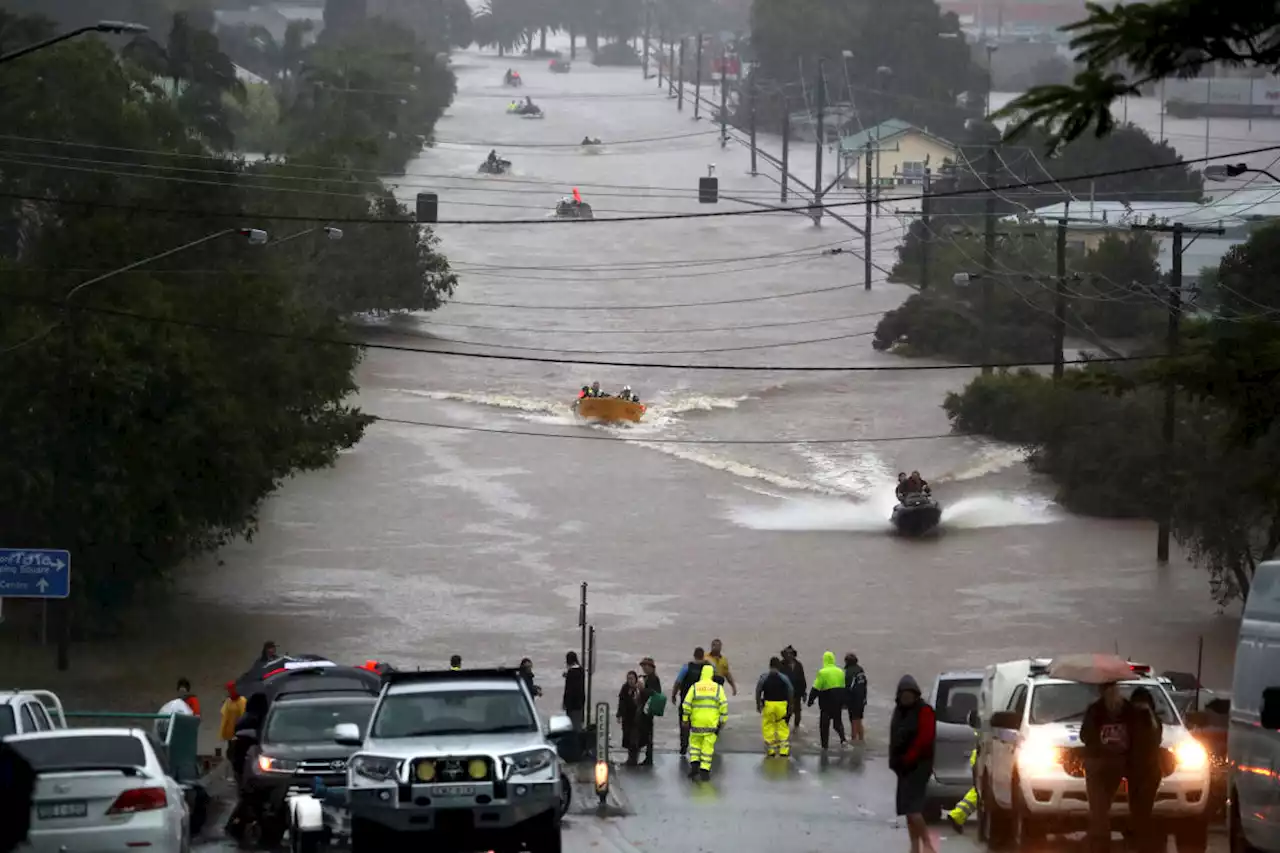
[713,56,740,77]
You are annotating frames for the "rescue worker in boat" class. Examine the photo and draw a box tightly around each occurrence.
[682,664,729,780]
[948,746,979,832]
[486,149,500,169]
[590,381,601,397]
[895,472,909,501]
[620,385,635,402]
[578,385,591,399]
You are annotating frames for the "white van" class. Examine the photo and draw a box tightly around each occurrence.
[1228,559,1280,853]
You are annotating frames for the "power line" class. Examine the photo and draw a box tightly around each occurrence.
[6,141,1277,226]
[415,308,893,335]
[423,329,876,355]
[0,293,1161,372]
[447,278,881,310]
[371,414,975,445]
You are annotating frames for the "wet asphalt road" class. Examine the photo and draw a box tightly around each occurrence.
[192,752,1226,853]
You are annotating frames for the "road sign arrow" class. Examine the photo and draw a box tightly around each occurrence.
[36,578,48,592]
[54,560,65,571]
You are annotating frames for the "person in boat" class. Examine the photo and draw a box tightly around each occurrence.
[590,381,601,398]
[895,472,908,501]
[486,149,500,169]
[504,69,513,85]
[582,136,600,145]
[903,471,931,498]
[525,96,535,109]
[578,385,591,399]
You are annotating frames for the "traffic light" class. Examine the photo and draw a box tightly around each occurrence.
[416,192,438,223]
[698,176,718,203]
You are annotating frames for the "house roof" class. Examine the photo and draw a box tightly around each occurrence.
[838,119,956,153]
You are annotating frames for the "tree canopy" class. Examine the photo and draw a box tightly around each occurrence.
[0,13,455,627]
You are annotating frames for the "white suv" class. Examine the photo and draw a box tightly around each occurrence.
[334,668,570,853]
[978,662,1210,853]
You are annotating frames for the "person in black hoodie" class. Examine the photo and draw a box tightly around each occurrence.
[890,675,938,853]
[563,651,586,730]
[635,657,661,766]
[1080,682,1139,853]
[778,646,808,728]
[617,671,643,765]
[1126,687,1165,853]
[845,653,868,743]
[0,741,34,853]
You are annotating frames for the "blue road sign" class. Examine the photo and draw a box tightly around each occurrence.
[0,549,71,599]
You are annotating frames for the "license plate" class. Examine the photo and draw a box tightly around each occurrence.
[38,801,87,819]
[432,786,475,796]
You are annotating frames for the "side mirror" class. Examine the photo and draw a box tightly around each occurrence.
[967,709,980,729]
[989,710,1021,731]
[547,715,573,736]
[1261,687,1280,730]
[333,722,362,746]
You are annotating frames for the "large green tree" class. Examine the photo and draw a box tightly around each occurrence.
[0,20,454,629]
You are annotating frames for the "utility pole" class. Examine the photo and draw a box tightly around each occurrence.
[920,168,931,290]
[668,42,675,97]
[813,59,825,225]
[657,33,664,88]
[1053,215,1068,380]
[780,105,790,202]
[864,140,874,290]
[641,9,651,80]
[677,39,685,111]
[719,48,728,148]
[748,78,757,175]
[1126,220,1223,563]
[981,145,998,374]
[693,34,703,119]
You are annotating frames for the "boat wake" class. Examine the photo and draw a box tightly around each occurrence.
[728,492,1058,533]
[416,390,747,432]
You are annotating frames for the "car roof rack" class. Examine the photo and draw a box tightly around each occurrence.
[1028,658,1053,676]
[383,668,523,687]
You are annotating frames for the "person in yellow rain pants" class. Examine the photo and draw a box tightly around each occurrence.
[682,664,728,780]
[948,746,979,832]
[756,657,794,757]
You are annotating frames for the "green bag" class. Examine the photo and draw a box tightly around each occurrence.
[645,692,667,717]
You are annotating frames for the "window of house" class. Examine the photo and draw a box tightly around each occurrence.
[901,161,926,178]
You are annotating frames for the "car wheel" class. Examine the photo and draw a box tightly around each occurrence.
[560,771,572,817]
[981,776,1013,850]
[1174,818,1209,853]
[1011,779,1043,851]
[1230,794,1263,853]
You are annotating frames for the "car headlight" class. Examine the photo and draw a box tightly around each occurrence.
[1017,736,1063,776]
[1174,738,1209,772]
[350,755,402,783]
[504,749,556,778]
[257,755,298,774]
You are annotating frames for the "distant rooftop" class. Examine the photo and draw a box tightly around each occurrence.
[838,120,956,153]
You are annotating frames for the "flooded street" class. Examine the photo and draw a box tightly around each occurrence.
[9,48,1268,744]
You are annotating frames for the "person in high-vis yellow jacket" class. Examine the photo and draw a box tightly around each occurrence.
[948,747,978,832]
[682,664,728,780]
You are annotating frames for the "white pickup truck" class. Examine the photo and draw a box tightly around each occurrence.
[0,689,67,736]
[975,659,1209,853]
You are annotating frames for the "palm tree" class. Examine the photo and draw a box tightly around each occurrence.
[123,13,246,149]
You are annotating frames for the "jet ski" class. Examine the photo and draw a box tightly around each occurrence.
[503,73,523,87]
[891,493,942,536]
[549,59,571,73]
[478,157,512,174]
[554,196,593,220]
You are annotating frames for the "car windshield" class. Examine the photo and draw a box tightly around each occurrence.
[10,735,146,770]
[1030,682,1179,725]
[372,689,536,738]
[265,698,376,744]
[935,678,982,725]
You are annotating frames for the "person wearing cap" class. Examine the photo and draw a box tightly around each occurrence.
[636,658,661,766]
[756,657,794,757]
[778,646,808,728]
[450,655,462,671]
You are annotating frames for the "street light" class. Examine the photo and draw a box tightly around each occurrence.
[0,20,148,66]
[266,225,343,247]
[1204,162,1280,183]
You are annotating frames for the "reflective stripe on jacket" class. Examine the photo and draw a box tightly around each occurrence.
[682,664,728,732]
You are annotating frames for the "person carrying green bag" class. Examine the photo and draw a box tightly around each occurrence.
[635,657,663,766]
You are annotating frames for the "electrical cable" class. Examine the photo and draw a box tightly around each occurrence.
[3,143,1278,226]
[0,291,1161,372]
[369,414,976,445]
[421,329,877,355]
[415,308,894,335]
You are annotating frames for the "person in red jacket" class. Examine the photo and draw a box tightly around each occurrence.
[890,675,938,853]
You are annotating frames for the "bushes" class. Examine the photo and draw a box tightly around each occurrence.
[874,293,1055,363]
[592,42,640,66]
